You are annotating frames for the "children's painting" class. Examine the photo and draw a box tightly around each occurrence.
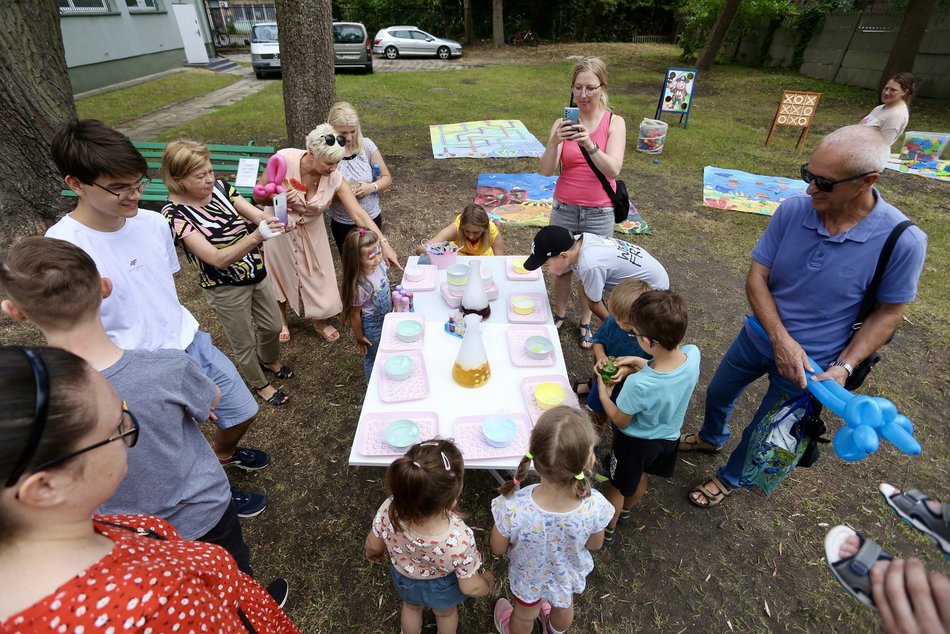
[703,167,808,216]
[655,68,697,128]
[884,132,950,182]
[430,120,545,159]
[475,173,649,235]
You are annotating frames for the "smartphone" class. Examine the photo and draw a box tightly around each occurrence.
[272,192,288,224]
[563,107,579,125]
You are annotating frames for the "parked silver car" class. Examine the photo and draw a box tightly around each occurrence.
[249,21,372,78]
[371,26,463,60]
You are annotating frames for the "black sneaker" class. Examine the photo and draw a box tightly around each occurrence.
[267,577,289,609]
[231,488,268,518]
[220,447,271,471]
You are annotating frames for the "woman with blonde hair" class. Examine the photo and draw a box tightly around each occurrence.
[327,102,393,252]
[255,123,399,343]
[540,56,627,350]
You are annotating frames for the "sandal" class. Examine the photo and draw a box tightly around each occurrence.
[603,526,616,547]
[260,363,294,380]
[257,386,291,407]
[313,321,340,342]
[578,323,593,350]
[553,314,566,329]
[278,327,291,343]
[880,483,950,556]
[825,525,892,608]
[679,431,721,453]
[689,475,732,508]
[572,379,591,397]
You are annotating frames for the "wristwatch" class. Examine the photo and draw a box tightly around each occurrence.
[829,361,854,377]
[587,143,600,155]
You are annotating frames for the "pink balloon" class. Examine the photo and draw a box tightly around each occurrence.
[265,154,287,185]
[253,184,267,198]
[264,182,276,195]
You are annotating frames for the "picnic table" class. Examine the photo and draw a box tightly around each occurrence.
[347,256,577,474]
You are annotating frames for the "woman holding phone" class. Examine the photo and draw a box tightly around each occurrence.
[539,56,627,349]
[162,139,294,407]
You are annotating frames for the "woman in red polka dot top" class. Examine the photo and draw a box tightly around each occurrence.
[0,346,301,633]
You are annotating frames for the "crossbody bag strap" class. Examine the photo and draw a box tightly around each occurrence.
[578,112,618,205]
[852,220,915,332]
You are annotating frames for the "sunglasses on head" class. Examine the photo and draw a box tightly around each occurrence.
[323,134,346,147]
[800,164,878,192]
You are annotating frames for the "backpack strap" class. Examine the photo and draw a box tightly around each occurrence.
[852,220,914,331]
[578,112,619,204]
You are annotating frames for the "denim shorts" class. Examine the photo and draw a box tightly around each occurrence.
[389,565,468,610]
[185,330,259,429]
[550,198,615,237]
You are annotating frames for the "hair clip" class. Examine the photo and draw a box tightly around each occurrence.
[440,452,451,471]
[524,451,533,461]
[574,471,586,481]
[357,227,366,237]
[412,461,421,468]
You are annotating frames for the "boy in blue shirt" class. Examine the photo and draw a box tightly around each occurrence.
[595,290,701,546]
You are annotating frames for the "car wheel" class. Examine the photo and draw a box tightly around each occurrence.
[384,46,398,60]
[437,46,450,60]
[364,63,373,75]
[255,70,264,79]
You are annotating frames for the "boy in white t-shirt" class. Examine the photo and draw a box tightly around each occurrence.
[523,225,670,347]
[44,120,271,515]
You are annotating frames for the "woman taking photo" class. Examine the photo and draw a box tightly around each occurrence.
[162,140,293,407]
[539,57,627,349]
[0,346,300,632]
[860,72,916,146]
[256,123,399,344]
[327,101,393,252]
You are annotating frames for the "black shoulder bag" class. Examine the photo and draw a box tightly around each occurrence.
[574,109,630,224]
[843,219,915,391]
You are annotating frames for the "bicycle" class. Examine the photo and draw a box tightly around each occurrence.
[214,30,232,48]
[508,29,539,46]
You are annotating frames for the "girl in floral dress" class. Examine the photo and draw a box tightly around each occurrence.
[490,406,613,634]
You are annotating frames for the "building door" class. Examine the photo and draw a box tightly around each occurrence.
[172,3,210,64]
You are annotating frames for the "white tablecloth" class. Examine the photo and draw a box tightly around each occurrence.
[347,256,571,470]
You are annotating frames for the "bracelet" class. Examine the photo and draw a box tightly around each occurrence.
[373,182,379,193]
[380,237,390,243]
[829,361,854,377]
[587,143,599,155]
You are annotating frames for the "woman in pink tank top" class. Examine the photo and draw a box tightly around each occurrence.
[539,57,627,349]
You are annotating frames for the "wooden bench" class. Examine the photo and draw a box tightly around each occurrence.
[60,141,276,203]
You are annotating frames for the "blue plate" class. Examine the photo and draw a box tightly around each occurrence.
[482,415,517,448]
[385,419,420,449]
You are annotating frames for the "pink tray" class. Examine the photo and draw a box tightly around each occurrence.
[380,313,426,352]
[506,257,541,281]
[377,351,429,403]
[506,326,555,367]
[439,281,499,309]
[452,413,534,460]
[358,411,440,456]
[507,292,549,324]
[520,375,578,423]
[401,265,437,292]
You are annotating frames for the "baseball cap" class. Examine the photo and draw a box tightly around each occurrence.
[522,225,577,271]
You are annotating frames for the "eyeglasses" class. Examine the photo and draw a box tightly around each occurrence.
[626,329,655,346]
[800,165,878,192]
[29,402,139,475]
[86,177,151,199]
[322,134,346,147]
[572,85,602,95]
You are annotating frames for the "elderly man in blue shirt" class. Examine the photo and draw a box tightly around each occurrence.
[681,125,928,508]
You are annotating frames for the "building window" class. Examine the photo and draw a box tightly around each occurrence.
[60,0,112,14]
[126,0,162,11]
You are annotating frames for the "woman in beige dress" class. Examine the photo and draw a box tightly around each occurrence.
[256,123,399,342]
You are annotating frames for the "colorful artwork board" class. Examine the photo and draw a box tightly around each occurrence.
[655,68,697,128]
[765,91,822,154]
[475,173,649,235]
[885,154,950,182]
[702,166,808,216]
[430,120,545,159]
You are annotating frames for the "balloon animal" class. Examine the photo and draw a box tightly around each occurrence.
[253,154,288,198]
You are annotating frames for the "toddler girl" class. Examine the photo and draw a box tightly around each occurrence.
[340,227,392,378]
[365,439,496,634]
[490,406,613,634]
[416,203,506,259]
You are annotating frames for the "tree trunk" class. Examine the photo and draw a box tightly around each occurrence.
[464,0,474,45]
[879,0,936,90]
[696,0,743,71]
[0,0,76,247]
[493,0,504,49]
[276,0,335,147]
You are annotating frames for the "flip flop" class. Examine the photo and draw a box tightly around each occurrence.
[578,323,593,350]
[689,475,732,508]
[572,379,591,397]
[678,432,721,453]
[825,525,892,609]
[880,483,950,557]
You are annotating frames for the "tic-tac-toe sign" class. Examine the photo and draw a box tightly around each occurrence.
[766,90,822,154]
[654,68,698,128]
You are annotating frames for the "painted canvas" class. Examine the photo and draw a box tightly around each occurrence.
[430,120,545,159]
[655,68,698,127]
[475,173,649,235]
[703,167,808,216]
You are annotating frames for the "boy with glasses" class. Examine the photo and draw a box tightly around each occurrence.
[44,120,272,514]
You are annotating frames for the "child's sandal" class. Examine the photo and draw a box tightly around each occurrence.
[553,314,566,329]
[579,323,593,350]
[603,526,616,547]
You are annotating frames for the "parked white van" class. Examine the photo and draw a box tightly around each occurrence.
[249,22,280,79]
[249,21,373,79]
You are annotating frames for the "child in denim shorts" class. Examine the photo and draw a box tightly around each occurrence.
[365,439,495,634]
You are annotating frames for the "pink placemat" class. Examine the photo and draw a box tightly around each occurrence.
[452,413,533,460]
[378,351,429,403]
[520,375,578,423]
[440,282,499,309]
[506,257,541,281]
[506,326,555,367]
[358,411,440,456]
[401,265,437,292]
[507,292,549,324]
[380,313,426,352]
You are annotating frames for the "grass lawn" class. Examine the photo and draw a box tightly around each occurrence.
[12,43,949,632]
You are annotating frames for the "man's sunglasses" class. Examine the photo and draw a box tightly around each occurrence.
[800,164,878,193]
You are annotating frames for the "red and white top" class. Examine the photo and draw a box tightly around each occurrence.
[1,514,300,634]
